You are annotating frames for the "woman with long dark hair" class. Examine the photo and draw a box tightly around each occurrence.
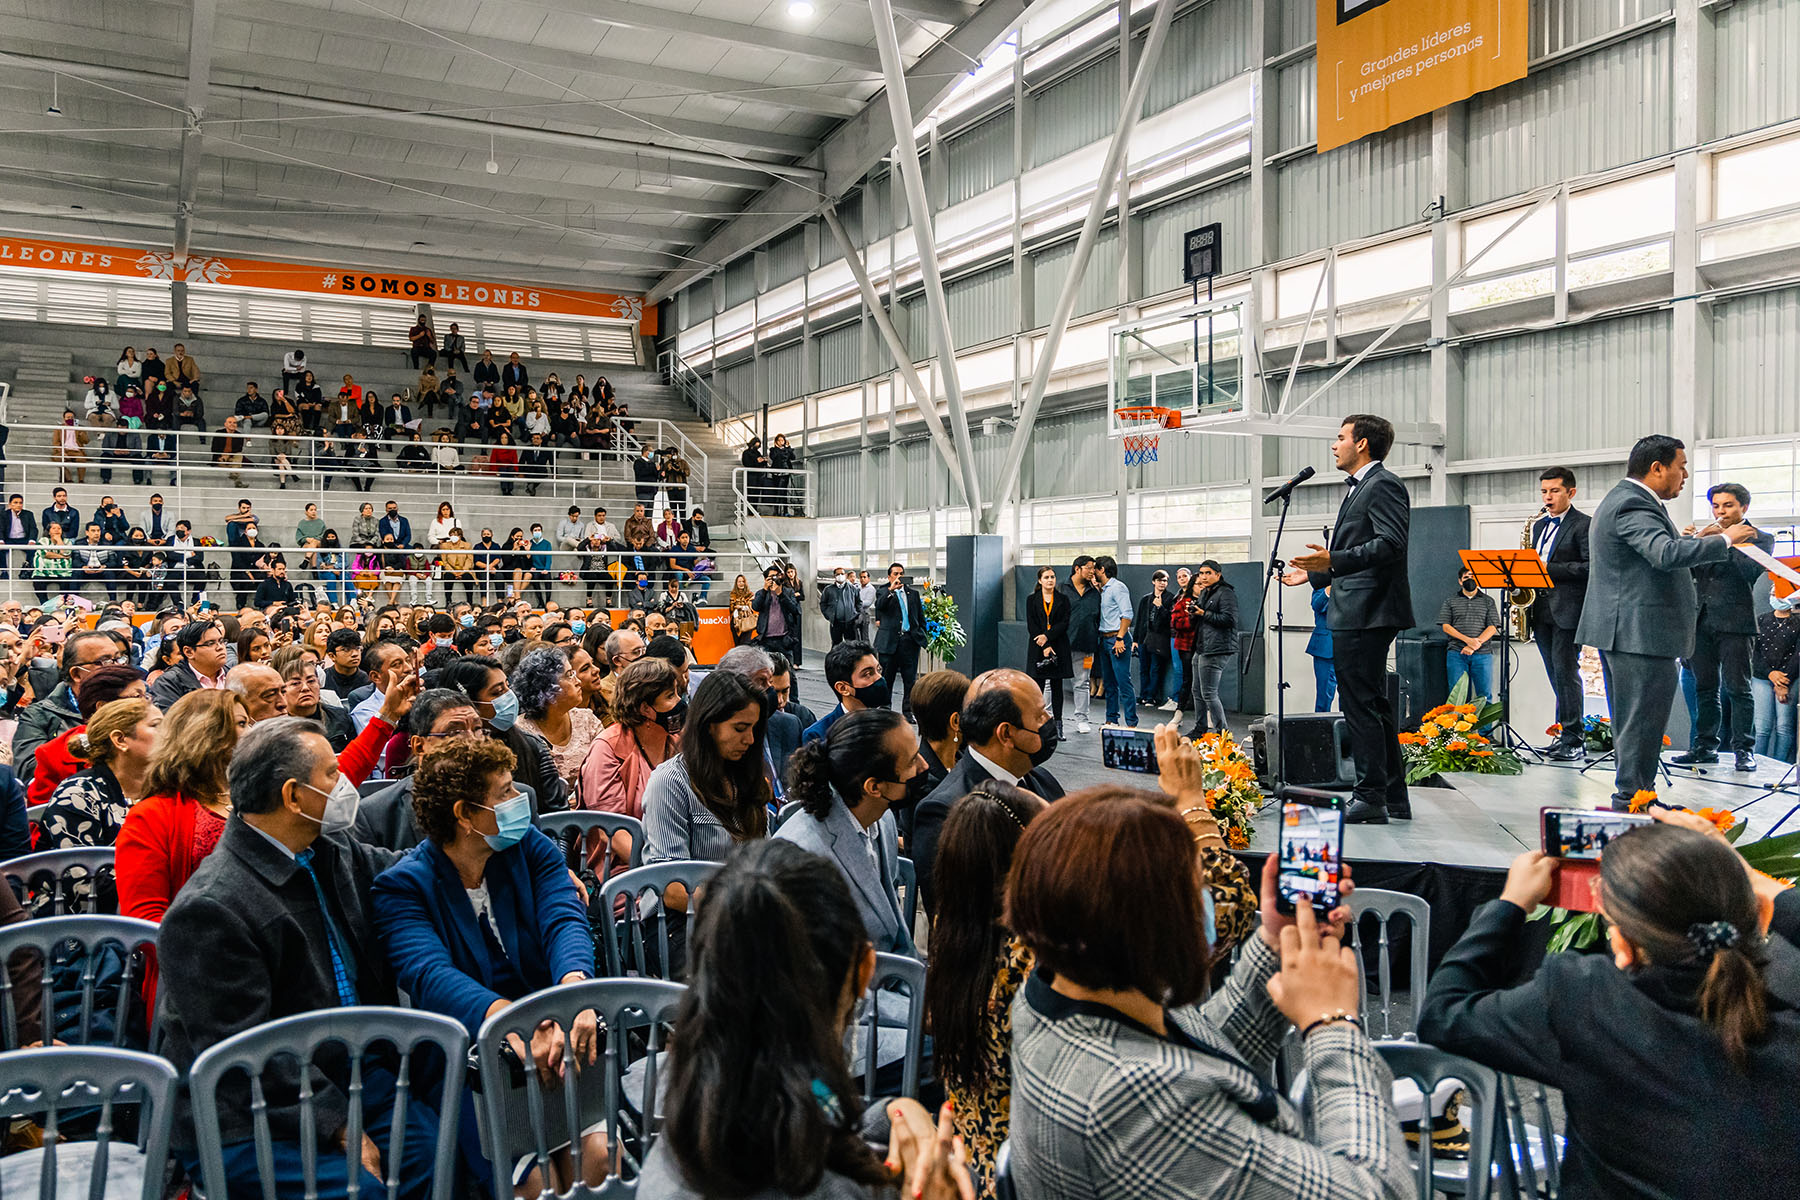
[779,707,922,954]
[641,670,771,865]
[1024,566,1072,723]
[639,839,971,1200]
[924,779,1046,1198]
[1420,811,1800,1198]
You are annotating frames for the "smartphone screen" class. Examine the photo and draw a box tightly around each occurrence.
[1542,807,1652,861]
[1278,799,1345,914]
[1100,725,1159,774]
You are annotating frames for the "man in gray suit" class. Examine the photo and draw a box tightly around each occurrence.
[1576,435,1759,809]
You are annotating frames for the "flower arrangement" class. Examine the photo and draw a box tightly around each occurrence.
[1532,790,1800,951]
[1398,702,1523,784]
[1191,731,1263,848]
[1546,715,1614,752]
[918,580,966,662]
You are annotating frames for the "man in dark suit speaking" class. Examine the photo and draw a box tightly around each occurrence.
[1284,414,1413,825]
[1577,435,1758,810]
[1531,466,1595,760]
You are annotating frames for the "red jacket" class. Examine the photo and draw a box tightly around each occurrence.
[1170,598,1201,656]
[26,727,85,807]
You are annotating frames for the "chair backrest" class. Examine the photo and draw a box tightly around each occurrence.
[1,847,119,916]
[993,1139,1017,1200]
[856,952,927,1103]
[598,860,719,979]
[356,778,391,797]
[188,1006,467,1200]
[772,800,804,831]
[0,914,158,1051]
[1349,888,1431,1039]
[0,1045,179,1200]
[1501,1073,1562,1200]
[539,810,645,883]
[1374,1042,1500,1200]
[894,855,919,939]
[475,977,685,1198]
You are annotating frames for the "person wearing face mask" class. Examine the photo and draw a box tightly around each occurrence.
[1753,591,1800,763]
[155,718,451,1200]
[513,646,603,795]
[819,567,863,647]
[778,708,923,956]
[356,689,528,850]
[372,736,599,1195]
[441,655,569,818]
[801,639,889,746]
[1438,566,1501,704]
[912,669,1066,918]
[580,657,683,872]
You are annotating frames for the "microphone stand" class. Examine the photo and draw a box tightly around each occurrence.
[1246,487,1296,799]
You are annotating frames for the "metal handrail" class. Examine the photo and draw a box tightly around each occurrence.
[658,348,723,426]
[731,466,815,522]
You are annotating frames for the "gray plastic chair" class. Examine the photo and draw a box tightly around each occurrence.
[188,1006,467,1200]
[598,861,719,979]
[1,847,119,916]
[539,810,645,882]
[1349,888,1431,1040]
[993,1139,1017,1200]
[895,855,919,937]
[772,800,805,831]
[356,778,392,797]
[1500,1074,1562,1199]
[1375,1042,1501,1200]
[0,914,158,1050]
[475,977,685,1198]
[0,1045,179,1200]
[856,952,926,1102]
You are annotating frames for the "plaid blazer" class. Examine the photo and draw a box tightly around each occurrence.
[1010,933,1411,1200]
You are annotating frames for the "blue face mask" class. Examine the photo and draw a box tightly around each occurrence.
[488,632,503,648]
[1200,884,1217,951]
[460,614,475,628]
[477,791,531,851]
[571,620,586,635]
[487,688,520,731]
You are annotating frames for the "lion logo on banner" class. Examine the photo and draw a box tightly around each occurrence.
[608,296,644,323]
[133,251,232,285]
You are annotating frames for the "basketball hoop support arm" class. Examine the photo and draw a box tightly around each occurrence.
[981,0,1179,534]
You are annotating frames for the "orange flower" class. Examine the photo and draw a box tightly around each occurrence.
[1469,734,1490,745]
[1628,790,1658,813]
[1453,720,1473,732]
[1546,723,1562,735]
[1227,825,1250,849]
[1419,723,1441,739]
[1470,749,1495,757]
[1458,704,1478,715]
[1446,739,1469,752]
[1694,807,1739,835]
[1662,735,1673,746]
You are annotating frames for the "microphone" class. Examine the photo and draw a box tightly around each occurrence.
[1264,465,1315,505]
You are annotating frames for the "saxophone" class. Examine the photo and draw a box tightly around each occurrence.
[1510,506,1548,643]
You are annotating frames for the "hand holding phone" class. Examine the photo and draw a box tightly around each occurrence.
[1539,807,1652,911]
[1277,796,1346,916]
[1100,725,1159,774]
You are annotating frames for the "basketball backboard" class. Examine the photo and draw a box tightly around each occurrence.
[1107,296,1250,437]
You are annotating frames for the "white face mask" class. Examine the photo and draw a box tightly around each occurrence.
[298,775,360,836]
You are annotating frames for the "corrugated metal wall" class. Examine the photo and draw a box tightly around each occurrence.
[1145,0,1250,116]
[1136,426,1254,488]
[720,258,757,309]
[761,341,806,405]
[1023,409,1113,499]
[1030,53,1121,168]
[1278,0,1316,54]
[1140,179,1253,294]
[816,320,865,391]
[766,228,808,287]
[716,359,756,415]
[902,294,930,362]
[1715,0,1800,137]
[900,439,936,509]
[945,113,1015,206]
[1275,115,1432,258]
[946,264,1016,348]
[820,201,861,265]
[1273,354,1432,473]
[1713,287,1800,439]
[1032,228,1122,323]
[1276,56,1316,151]
[1529,0,1672,59]
[815,452,866,517]
[1466,26,1674,207]
[1462,311,1671,456]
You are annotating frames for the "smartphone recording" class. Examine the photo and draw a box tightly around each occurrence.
[1100,725,1159,774]
[1278,799,1345,914]
[1541,807,1652,861]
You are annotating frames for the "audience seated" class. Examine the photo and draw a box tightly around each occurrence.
[913,669,1066,917]
[779,708,921,956]
[578,656,680,867]
[26,659,145,807]
[37,695,159,850]
[512,645,602,794]
[371,735,599,1195]
[712,644,801,800]
[12,628,123,782]
[639,838,970,1200]
[1418,808,1800,1197]
[440,655,567,816]
[901,669,968,844]
[156,718,443,1200]
[354,688,494,850]
[803,639,886,746]
[1005,787,1409,1200]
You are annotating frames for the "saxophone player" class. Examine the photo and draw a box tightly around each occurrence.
[1672,483,1775,772]
[1532,467,1594,760]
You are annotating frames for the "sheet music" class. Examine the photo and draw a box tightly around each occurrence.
[1737,542,1800,588]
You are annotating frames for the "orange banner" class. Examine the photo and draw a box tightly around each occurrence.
[0,235,655,335]
[1315,0,1526,153]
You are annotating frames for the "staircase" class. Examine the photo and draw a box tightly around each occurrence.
[6,345,73,416]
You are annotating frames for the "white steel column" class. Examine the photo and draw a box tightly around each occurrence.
[1671,0,1716,450]
[868,0,986,522]
[983,0,1180,534]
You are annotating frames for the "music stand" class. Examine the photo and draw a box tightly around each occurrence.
[1460,548,1554,759]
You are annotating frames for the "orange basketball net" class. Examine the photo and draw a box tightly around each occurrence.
[1117,406,1180,467]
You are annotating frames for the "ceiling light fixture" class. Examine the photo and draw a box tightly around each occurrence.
[46,75,61,116]
[788,0,815,18]
[485,132,498,174]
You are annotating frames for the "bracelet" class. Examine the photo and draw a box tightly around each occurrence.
[1300,1011,1362,1038]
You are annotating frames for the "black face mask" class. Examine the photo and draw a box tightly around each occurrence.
[1023,718,1061,769]
[656,696,688,735]
[1461,579,1478,593]
[853,676,891,710]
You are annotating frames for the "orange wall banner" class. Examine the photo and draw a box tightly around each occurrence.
[1314,0,1527,153]
[0,234,655,335]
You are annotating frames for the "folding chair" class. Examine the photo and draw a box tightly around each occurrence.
[0,1045,178,1200]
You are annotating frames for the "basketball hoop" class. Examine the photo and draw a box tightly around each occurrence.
[1117,406,1180,467]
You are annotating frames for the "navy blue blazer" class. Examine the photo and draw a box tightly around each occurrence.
[371,827,594,1037]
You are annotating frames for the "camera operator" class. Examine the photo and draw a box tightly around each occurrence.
[753,566,800,663]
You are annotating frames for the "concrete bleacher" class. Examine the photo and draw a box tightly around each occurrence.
[0,323,764,595]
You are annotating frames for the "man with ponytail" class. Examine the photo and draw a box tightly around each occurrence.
[1421,811,1800,1198]
[778,708,922,956]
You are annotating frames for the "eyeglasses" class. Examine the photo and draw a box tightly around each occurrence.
[195,637,225,650]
